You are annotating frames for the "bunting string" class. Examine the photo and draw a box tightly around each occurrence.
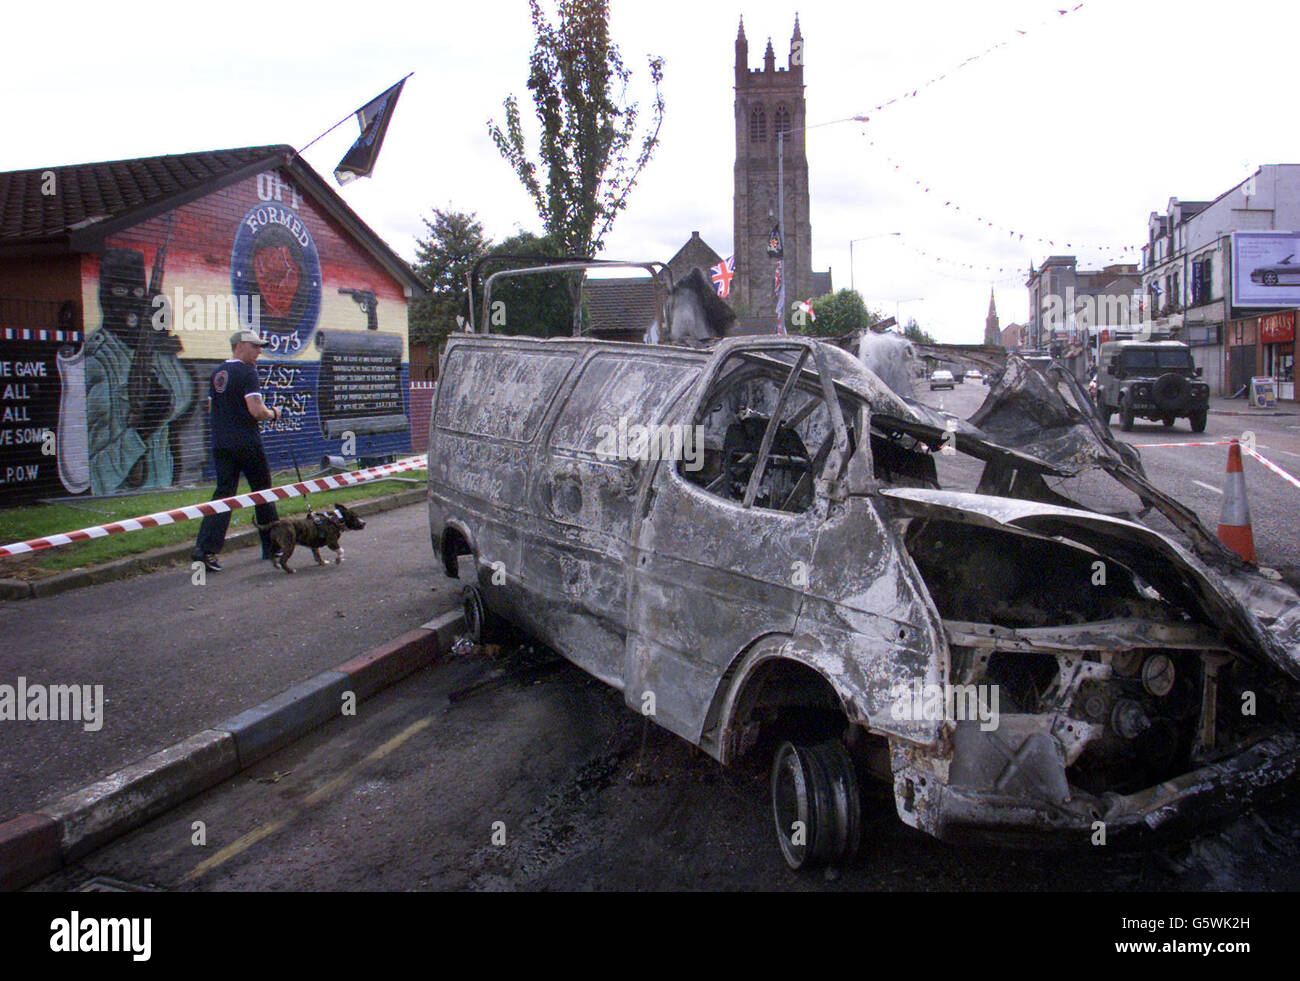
[896,235,1030,280]
[858,3,1087,119]
[862,140,1140,263]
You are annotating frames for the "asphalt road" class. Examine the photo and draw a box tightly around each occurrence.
[30,636,1300,891]
[0,501,459,824]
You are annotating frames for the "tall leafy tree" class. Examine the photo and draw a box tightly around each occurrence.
[487,0,665,258]
[797,289,883,338]
[409,208,490,350]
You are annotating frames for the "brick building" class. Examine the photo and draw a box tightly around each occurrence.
[0,145,425,504]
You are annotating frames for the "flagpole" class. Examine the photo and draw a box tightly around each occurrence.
[293,73,414,158]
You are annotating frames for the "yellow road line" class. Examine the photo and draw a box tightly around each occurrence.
[184,716,435,882]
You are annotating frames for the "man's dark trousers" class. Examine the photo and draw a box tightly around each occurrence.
[193,445,279,555]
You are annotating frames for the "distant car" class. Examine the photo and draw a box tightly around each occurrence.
[1250,254,1300,287]
[929,369,954,390]
[965,369,982,382]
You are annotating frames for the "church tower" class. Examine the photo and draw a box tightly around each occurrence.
[985,289,1001,346]
[733,15,825,325]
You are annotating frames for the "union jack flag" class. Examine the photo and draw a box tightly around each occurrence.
[710,256,735,298]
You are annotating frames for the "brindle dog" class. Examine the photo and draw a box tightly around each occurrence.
[257,502,366,574]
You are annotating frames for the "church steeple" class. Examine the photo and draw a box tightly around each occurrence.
[985,288,1001,346]
[734,16,825,322]
[735,16,749,82]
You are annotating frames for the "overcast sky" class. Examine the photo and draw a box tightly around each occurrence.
[6,0,1297,342]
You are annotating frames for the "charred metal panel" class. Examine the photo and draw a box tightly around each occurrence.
[793,496,948,745]
[628,464,821,743]
[881,487,1300,680]
[523,352,701,685]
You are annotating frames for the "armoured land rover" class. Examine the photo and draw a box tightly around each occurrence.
[1097,340,1210,433]
[425,261,1300,871]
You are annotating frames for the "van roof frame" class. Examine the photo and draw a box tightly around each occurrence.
[472,259,674,337]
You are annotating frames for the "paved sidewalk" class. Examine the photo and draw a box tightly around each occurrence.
[1209,393,1296,417]
[0,501,460,827]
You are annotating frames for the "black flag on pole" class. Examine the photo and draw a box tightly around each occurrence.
[334,77,408,185]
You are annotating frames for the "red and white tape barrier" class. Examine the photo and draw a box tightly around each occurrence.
[0,454,428,558]
[1245,447,1300,491]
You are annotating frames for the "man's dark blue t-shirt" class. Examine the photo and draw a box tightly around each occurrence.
[209,360,264,451]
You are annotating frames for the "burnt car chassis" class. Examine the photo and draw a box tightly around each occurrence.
[428,273,1300,871]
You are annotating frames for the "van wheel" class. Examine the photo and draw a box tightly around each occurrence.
[1189,409,1208,433]
[461,584,503,645]
[1162,414,1176,427]
[771,740,860,871]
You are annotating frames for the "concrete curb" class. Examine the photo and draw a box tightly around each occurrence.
[0,486,426,601]
[0,605,464,890]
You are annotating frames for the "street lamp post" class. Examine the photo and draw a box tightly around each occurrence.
[849,232,901,294]
[776,114,869,331]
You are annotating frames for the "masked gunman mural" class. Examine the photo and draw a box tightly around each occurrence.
[0,156,418,508]
[84,245,195,495]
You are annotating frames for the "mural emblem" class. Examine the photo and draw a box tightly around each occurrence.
[231,204,321,357]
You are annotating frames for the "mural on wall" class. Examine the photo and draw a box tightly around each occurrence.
[0,319,77,498]
[0,167,411,506]
[95,168,407,493]
[231,198,322,357]
[79,236,197,496]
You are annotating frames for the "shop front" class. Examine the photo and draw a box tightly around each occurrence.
[1260,312,1295,401]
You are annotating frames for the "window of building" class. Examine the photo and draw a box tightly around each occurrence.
[749,106,767,144]
[774,106,791,138]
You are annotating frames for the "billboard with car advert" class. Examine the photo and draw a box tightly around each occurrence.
[1233,231,1300,307]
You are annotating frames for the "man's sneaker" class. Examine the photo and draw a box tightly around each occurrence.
[192,552,222,572]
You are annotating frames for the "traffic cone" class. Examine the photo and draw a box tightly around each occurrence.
[1217,440,1256,563]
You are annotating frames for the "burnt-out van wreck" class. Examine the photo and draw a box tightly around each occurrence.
[427,262,1300,870]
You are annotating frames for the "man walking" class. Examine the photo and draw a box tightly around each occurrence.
[191,331,282,570]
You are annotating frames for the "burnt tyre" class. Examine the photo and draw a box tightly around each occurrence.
[1189,408,1208,433]
[771,739,861,871]
[462,584,505,645]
